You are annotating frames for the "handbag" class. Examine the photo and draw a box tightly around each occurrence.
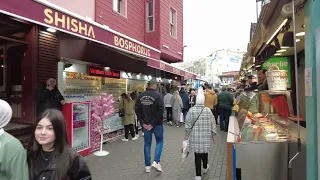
[182,108,205,161]
[119,99,125,117]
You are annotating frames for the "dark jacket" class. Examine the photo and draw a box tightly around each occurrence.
[30,148,91,180]
[189,95,196,108]
[35,87,64,116]
[257,79,268,90]
[244,82,258,91]
[135,88,164,126]
[179,88,189,110]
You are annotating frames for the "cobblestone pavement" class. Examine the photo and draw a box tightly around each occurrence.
[84,123,228,180]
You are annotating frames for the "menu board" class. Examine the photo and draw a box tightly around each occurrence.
[63,72,101,102]
[72,103,90,151]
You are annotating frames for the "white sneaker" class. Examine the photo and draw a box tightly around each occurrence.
[145,166,151,173]
[176,125,179,128]
[169,121,173,126]
[132,136,138,141]
[195,176,202,180]
[203,164,209,174]
[152,161,163,172]
[136,134,140,138]
[121,138,129,142]
[142,133,144,137]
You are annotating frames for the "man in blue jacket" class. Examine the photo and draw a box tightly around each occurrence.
[135,79,164,173]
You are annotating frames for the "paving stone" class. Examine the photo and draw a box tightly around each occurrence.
[84,123,228,179]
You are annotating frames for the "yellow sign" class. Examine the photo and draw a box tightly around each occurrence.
[114,35,151,57]
[44,8,95,39]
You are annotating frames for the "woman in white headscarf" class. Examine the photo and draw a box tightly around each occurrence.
[185,88,216,180]
[0,99,29,180]
[171,90,183,127]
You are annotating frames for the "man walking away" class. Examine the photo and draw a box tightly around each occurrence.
[179,86,190,122]
[217,87,234,131]
[204,85,218,125]
[135,79,164,173]
[164,90,173,126]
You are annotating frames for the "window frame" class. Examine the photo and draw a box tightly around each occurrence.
[169,7,177,38]
[146,0,155,32]
[113,0,127,17]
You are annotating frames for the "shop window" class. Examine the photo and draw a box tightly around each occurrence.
[169,8,177,38]
[146,0,154,32]
[113,0,127,17]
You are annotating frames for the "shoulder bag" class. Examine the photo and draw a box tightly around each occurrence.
[119,99,125,117]
[182,107,205,161]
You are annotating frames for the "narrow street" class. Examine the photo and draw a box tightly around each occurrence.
[84,124,228,180]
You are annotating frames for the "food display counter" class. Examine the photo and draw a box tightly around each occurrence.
[227,90,306,180]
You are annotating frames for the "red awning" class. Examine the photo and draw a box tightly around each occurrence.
[147,58,199,79]
[0,0,161,60]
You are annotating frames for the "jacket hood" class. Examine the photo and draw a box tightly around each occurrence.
[207,89,216,95]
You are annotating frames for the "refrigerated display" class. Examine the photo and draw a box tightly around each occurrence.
[63,102,91,156]
[227,90,306,180]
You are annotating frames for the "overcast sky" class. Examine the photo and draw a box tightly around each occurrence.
[183,0,258,62]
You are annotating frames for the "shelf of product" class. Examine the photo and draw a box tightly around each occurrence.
[101,77,127,112]
[72,103,90,152]
[127,80,147,94]
[63,72,101,101]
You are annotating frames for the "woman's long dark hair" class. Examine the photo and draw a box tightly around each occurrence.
[27,109,72,180]
[121,93,130,100]
[130,92,137,101]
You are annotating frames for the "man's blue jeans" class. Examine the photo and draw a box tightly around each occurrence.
[144,125,164,166]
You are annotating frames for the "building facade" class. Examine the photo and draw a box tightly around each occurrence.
[47,0,184,63]
[181,49,243,86]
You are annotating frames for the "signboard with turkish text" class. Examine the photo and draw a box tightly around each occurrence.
[262,57,292,88]
[88,66,120,79]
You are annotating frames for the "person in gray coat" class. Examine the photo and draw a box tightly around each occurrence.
[171,90,183,127]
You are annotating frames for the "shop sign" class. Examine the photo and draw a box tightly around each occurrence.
[44,8,95,39]
[262,57,291,88]
[88,66,120,79]
[114,35,151,57]
[0,0,161,60]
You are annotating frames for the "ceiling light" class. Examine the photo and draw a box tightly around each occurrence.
[277,49,287,53]
[274,53,282,56]
[302,24,305,28]
[47,28,56,33]
[296,32,305,36]
[281,46,290,49]
[255,65,261,67]
[296,39,301,42]
[1,65,4,68]
[267,19,289,44]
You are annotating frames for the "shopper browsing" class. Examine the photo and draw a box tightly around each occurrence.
[135,79,164,173]
[120,93,138,141]
[163,90,173,126]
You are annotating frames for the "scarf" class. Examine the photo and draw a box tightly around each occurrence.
[0,99,12,136]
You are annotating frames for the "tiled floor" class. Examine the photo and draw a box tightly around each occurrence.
[84,123,228,180]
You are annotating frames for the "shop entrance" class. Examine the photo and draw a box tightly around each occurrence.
[0,13,33,146]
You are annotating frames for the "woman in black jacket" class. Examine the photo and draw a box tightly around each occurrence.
[27,109,91,180]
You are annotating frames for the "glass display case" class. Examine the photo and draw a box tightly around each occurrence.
[236,90,294,143]
[230,90,296,180]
